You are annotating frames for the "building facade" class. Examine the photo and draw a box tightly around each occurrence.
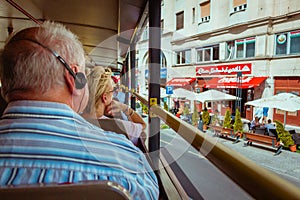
[137,0,300,127]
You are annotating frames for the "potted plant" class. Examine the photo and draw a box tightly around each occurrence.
[233,109,243,143]
[202,107,210,131]
[191,106,199,127]
[274,120,296,152]
[223,109,232,129]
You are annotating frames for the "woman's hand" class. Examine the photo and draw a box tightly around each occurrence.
[105,100,128,118]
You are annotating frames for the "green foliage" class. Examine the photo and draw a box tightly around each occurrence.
[274,120,295,147]
[163,101,168,111]
[202,108,210,125]
[160,124,169,129]
[192,106,199,126]
[223,110,232,129]
[233,109,243,133]
[136,102,141,108]
[183,105,190,116]
[141,102,148,114]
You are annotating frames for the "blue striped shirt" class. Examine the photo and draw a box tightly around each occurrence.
[0,101,159,200]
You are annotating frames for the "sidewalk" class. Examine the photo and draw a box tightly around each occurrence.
[205,129,300,183]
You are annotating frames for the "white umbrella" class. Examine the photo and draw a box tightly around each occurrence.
[172,88,198,100]
[245,93,300,126]
[196,89,241,103]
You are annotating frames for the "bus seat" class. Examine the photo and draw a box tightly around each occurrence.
[0,180,132,200]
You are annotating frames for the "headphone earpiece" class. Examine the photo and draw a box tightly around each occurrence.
[74,72,87,89]
[13,39,87,90]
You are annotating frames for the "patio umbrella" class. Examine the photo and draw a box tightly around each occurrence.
[245,93,300,126]
[196,89,241,103]
[172,88,199,100]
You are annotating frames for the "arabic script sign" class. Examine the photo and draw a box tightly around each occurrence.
[196,63,252,76]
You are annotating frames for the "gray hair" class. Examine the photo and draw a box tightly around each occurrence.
[0,21,85,99]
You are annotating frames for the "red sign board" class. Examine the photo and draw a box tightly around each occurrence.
[204,76,267,89]
[196,63,252,76]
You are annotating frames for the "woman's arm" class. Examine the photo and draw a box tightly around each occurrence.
[105,100,146,130]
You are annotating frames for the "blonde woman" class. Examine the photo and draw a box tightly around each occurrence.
[82,66,146,145]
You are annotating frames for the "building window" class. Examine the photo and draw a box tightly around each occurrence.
[232,0,247,13]
[235,37,255,58]
[176,49,191,64]
[161,19,164,30]
[275,30,300,55]
[196,45,219,62]
[200,1,210,23]
[176,11,184,30]
[192,7,195,24]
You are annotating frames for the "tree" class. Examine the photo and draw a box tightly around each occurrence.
[223,109,232,129]
[233,109,243,133]
[274,120,295,148]
[202,107,210,126]
[183,104,190,116]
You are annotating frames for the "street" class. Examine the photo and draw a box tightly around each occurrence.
[159,127,300,199]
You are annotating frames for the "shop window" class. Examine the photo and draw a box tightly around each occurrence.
[196,45,219,62]
[176,49,191,65]
[275,30,300,55]
[176,11,184,30]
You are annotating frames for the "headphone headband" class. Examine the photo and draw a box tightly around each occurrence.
[12,38,86,89]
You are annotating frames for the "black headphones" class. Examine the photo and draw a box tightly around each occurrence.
[16,38,87,89]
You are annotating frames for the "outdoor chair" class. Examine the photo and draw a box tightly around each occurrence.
[268,128,278,139]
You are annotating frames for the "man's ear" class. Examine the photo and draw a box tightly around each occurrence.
[64,68,79,95]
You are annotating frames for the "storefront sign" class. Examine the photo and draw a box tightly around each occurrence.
[196,63,252,76]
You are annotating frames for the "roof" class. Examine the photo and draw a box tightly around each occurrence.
[0,0,148,69]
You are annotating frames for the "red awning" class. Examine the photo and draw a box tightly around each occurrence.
[204,77,267,89]
[166,78,196,87]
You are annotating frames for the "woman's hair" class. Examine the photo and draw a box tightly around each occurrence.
[84,66,112,115]
[0,21,85,98]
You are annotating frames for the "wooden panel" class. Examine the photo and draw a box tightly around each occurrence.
[200,1,210,18]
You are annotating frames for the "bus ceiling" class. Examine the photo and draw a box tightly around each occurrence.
[1,0,148,70]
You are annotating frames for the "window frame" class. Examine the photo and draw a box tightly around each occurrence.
[196,45,219,63]
[275,30,300,56]
[234,37,255,59]
[175,49,191,65]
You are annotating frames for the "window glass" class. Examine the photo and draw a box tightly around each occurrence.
[196,45,219,62]
[213,46,219,60]
[275,34,287,55]
[235,38,255,58]
[185,50,191,63]
[176,11,184,30]
[246,42,255,57]
[197,49,203,62]
[290,34,300,54]
[236,43,244,58]
[204,48,211,61]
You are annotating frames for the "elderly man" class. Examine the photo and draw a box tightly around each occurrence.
[0,21,158,199]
